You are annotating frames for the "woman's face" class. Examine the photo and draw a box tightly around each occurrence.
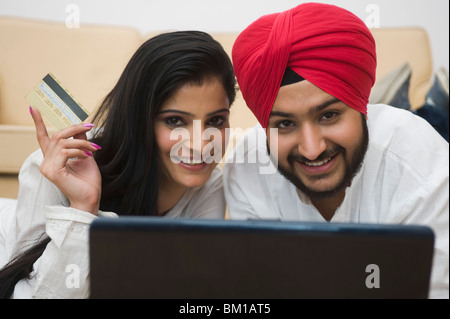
[155,77,230,190]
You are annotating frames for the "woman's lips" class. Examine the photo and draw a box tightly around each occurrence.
[175,157,210,171]
[178,161,208,171]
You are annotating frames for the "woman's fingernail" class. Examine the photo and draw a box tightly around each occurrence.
[91,142,102,149]
[83,123,95,128]
[83,151,93,157]
[29,106,33,116]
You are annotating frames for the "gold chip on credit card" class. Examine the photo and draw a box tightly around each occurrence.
[26,73,90,130]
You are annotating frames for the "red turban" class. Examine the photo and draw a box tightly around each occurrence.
[232,3,377,128]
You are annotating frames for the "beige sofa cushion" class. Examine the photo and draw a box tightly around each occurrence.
[370,27,432,110]
[0,125,39,173]
[0,17,144,126]
[0,17,144,178]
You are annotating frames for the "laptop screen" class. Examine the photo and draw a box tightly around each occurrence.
[89,217,434,299]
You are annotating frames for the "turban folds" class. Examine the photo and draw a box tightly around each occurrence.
[232,3,377,128]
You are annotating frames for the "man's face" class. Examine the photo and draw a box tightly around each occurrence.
[267,80,368,201]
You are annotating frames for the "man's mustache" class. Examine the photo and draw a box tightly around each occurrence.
[287,146,344,165]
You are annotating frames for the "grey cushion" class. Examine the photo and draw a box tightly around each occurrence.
[369,62,412,110]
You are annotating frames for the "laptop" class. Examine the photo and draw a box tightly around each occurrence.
[89,217,434,299]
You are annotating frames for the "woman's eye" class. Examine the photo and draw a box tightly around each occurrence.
[165,116,185,127]
[208,116,226,127]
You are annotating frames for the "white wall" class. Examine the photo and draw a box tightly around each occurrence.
[1,0,448,71]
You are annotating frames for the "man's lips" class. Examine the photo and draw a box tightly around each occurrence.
[295,153,338,175]
[302,156,333,167]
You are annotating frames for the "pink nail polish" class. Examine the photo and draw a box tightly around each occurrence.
[83,151,93,157]
[83,123,95,128]
[91,142,102,149]
[29,106,33,115]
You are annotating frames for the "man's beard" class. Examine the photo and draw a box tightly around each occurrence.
[269,114,369,200]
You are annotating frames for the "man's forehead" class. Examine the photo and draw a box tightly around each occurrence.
[271,80,342,116]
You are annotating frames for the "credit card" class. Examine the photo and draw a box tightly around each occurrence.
[26,73,90,130]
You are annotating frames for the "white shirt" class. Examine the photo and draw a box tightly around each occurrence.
[223,104,449,299]
[0,149,226,298]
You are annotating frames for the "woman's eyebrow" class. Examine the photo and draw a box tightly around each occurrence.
[158,108,229,117]
[206,108,230,116]
[158,109,194,116]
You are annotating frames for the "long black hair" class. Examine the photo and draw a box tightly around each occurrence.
[91,30,236,215]
[0,31,236,298]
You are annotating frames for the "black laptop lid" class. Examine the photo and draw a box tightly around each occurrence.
[89,217,434,299]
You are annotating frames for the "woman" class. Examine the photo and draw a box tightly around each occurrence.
[0,30,236,298]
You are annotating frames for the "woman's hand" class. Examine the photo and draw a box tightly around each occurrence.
[30,106,102,215]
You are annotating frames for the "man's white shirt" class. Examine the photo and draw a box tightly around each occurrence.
[224,104,449,298]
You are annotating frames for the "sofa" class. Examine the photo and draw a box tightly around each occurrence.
[0,16,434,198]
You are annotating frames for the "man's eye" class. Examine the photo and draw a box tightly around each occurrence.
[165,116,185,127]
[277,120,295,128]
[321,111,338,121]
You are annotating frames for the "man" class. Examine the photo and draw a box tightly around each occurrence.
[224,3,449,298]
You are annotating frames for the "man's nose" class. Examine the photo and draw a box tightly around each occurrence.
[296,123,327,160]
